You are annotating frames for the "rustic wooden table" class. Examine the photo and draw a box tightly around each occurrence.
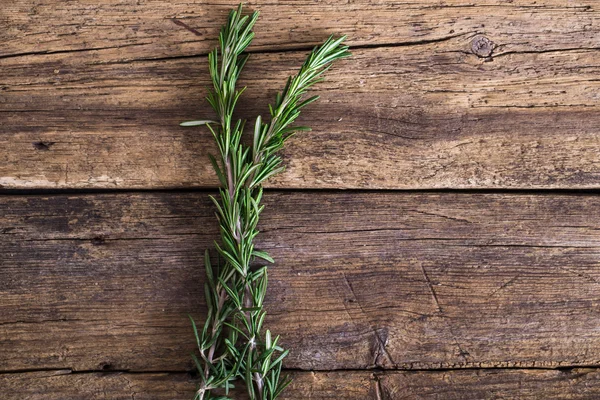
[2,1,600,398]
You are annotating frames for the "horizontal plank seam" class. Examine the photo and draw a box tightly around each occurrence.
[400,4,594,9]
[492,46,600,59]
[5,233,599,249]
[5,187,600,197]
[1,365,598,376]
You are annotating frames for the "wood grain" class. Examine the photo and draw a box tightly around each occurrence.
[378,369,600,399]
[2,192,600,372]
[2,42,599,189]
[4,368,600,400]
[3,0,598,59]
[4,1,599,397]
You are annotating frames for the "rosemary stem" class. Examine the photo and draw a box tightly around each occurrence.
[182,6,349,399]
[201,287,227,393]
[254,371,264,398]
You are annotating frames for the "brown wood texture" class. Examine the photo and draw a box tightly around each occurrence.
[4,1,600,398]
[3,192,600,373]
[3,0,598,58]
[2,1,600,189]
[4,368,600,400]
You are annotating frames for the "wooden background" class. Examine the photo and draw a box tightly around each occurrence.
[2,1,600,398]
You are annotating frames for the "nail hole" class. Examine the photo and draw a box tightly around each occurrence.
[557,367,574,375]
[32,141,55,151]
[91,236,106,246]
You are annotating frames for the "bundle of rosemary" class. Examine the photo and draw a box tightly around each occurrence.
[181,5,349,400]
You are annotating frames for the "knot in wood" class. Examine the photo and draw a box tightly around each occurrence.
[471,36,494,58]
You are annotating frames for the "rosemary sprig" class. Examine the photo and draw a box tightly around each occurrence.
[182,5,350,400]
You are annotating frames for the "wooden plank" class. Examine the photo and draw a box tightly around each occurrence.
[2,192,600,372]
[3,368,600,400]
[0,370,197,400]
[379,369,600,399]
[2,42,599,189]
[3,1,598,60]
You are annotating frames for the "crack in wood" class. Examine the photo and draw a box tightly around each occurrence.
[339,273,397,369]
[0,42,151,60]
[488,274,521,297]
[171,18,202,37]
[407,209,472,224]
[418,262,471,362]
[419,262,442,314]
[374,373,385,400]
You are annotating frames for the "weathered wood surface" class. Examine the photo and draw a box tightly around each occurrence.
[3,192,600,372]
[4,368,600,400]
[3,1,600,397]
[3,370,372,400]
[2,1,600,189]
[3,0,598,58]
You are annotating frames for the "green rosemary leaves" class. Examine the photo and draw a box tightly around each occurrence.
[181,5,350,400]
